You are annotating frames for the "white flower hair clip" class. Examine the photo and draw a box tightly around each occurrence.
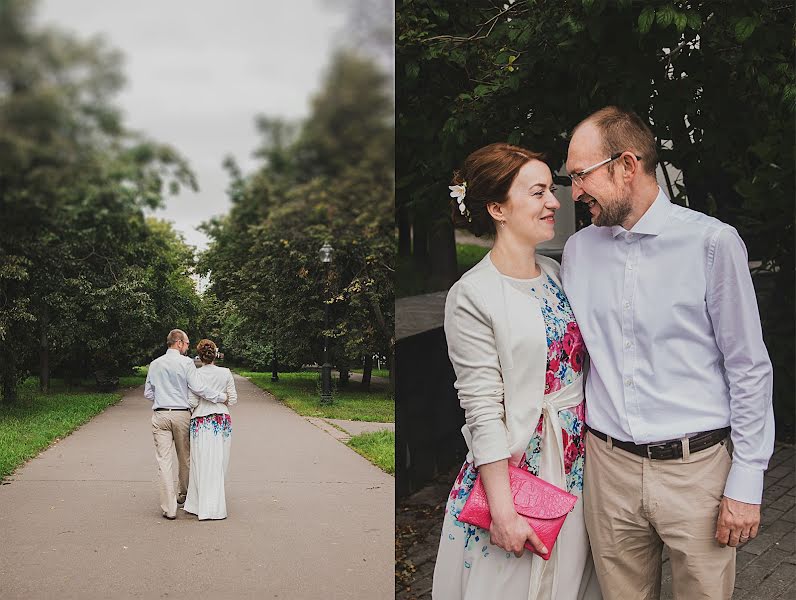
[449,182,472,223]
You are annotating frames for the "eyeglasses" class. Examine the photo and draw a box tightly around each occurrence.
[568,152,641,187]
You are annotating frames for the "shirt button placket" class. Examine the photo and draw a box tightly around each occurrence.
[621,233,640,437]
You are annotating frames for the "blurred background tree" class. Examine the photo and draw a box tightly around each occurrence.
[198,48,395,390]
[0,0,200,401]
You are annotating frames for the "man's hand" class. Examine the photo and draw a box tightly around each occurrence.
[715,496,760,547]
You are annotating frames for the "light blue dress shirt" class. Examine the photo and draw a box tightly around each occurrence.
[561,187,774,504]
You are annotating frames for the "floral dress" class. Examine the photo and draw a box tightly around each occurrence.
[432,271,600,600]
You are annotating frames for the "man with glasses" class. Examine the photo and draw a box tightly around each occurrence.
[144,329,228,519]
[560,106,774,599]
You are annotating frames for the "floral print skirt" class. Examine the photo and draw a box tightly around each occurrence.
[183,413,231,520]
[432,396,600,600]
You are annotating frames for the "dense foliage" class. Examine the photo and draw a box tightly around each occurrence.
[0,1,200,401]
[198,51,395,389]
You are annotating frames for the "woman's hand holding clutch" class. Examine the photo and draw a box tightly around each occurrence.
[489,510,547,557]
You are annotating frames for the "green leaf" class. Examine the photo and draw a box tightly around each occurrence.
[473,84,494,97]
[673,11,688,33]
[431,7,449,21]
[686,11,702,30]
[582,0,595,10]
[656,5,675,28]
[638,6,655,34]
[734,16,758,42]
[405,63,420,78]
[508,55,517,64]
[507,130,522,145]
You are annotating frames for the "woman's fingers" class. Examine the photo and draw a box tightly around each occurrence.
[525,527,548,556]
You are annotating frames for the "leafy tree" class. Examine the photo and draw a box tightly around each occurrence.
[199,51,395,389]
[0,0,199,400]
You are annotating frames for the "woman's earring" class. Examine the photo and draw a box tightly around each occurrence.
[500,220,507,228]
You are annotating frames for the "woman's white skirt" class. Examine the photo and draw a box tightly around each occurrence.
[183,413,231,520]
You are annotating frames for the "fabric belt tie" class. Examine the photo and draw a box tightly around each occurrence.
[154,408,191,412]
[587,426,730,460]
[524,377,584,600]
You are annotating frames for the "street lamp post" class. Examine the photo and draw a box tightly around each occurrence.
[319,242,334,405]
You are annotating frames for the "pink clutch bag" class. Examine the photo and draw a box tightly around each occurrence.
[457,465,578,561]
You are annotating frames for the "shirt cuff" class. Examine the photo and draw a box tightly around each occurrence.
[723,462,764,504]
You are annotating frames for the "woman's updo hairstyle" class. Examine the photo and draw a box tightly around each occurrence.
[450,142,545,237]
[196,339,218,364]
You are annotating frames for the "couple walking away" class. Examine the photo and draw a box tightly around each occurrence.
[432,106,774,600]
[145,329,238,520]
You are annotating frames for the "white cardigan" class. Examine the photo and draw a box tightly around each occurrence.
[444,252,579,468]
[188,364,238,418]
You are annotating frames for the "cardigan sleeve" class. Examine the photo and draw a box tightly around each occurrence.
[444,280,510,467]
[225,370,238,406]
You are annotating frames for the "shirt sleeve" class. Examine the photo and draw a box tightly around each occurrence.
[445,281,510,467]
[185,362,227,403]
[226,371,238,406]
[706,227,775,504]
[144,369,155,401]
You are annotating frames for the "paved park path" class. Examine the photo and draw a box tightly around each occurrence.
[0,374,394,599]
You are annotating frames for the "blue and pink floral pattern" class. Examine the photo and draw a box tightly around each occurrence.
[190,413,232,439]
[532,275,586,394]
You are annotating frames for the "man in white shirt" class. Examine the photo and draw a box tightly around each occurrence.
[560,106,774,599]
[144,329,227,519]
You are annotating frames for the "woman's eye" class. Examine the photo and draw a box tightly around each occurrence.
[550,186,558,194]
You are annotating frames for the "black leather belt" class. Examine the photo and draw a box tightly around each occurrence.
[154,408,191,412]
[587,426,730,460]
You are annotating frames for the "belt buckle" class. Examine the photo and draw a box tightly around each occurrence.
[646,441,670,459]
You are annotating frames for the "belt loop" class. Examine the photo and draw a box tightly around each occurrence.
[681,436,690,461]
[606,435,613,450]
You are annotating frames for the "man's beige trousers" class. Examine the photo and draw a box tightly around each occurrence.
[152,410,191,518]
[584,430,735,600]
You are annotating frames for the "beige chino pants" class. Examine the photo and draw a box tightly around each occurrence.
[152,410,191,517]
[584,431,735,600]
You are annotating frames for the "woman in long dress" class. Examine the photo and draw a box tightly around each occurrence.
[432,143,601,600]
[183,338,237,520]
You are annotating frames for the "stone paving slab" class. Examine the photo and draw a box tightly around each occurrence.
[396,443,796,599]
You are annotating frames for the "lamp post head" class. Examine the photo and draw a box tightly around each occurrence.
[319,242,334,264]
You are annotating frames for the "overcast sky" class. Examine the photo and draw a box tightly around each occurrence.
[36,1,351,250]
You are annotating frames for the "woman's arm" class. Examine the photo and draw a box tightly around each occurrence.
[225,371,238,406]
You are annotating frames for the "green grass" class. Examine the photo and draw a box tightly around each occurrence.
[456,243,490,275]
[0,378,125,479]
[351,368,390,379]
[347,429,395,474]
[239,370,394,422]
[118,366,148,388]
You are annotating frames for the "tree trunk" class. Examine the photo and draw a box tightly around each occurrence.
[413,214,429,260]
[429,218,458,290]
[1,365,17,404]
[271,356,279,382]
[339,366,349,389]
[39,307,50,393]
[361,354,373,391]
[398,204,411,257]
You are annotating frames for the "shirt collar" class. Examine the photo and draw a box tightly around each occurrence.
[611,186,672,238]
[166,348,181,356]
